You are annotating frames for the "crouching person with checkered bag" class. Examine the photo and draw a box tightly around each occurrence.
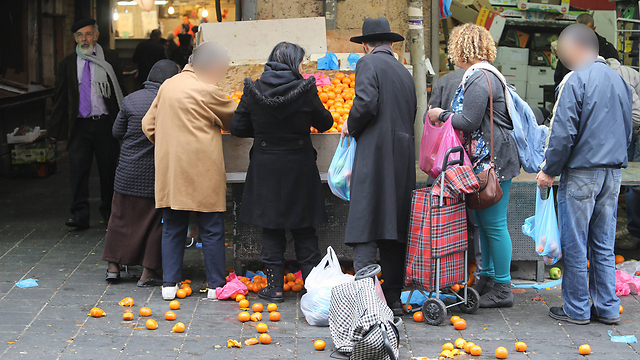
[329,264,402,360]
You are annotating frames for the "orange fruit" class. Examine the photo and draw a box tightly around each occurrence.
[283,283,291,291]
[615,255,625,264]
[180,283,191,290]
[349,73,355,81]
[238,311,251,322]
[450,316,461,324]
[122,312,134,321]
[342,78,351,85]
[442,342,454,351]
[402,304,412,311]
[332,78,341,85]
[140,307,152,317]
[412,311,424,322]
[578,344,591,355]
[455,338,466,349]
[184,287,192,296]
[515,341,527,352]
[182,279,191,283]
[252,303,264,312]
[176,289,187,299]
[90,307,105,317]
[495,346,508,359]
[165,311,177,321]
[327,91,336,100]
[587,260,590,269]
[267,303,278,312]
[259,333,272,344]
[251,312,263,322]
[335,72,345,81]
[314,340,326,351]
[465,342,476,353]
[169,300,180,310]
[253,284,261,293]
[146,318,158,330]
[172,322,185,333]
[119,297,135,307]
[453,319,467,330]
[269,311,281,321]
[451,284,461,292]
[236,294,246,302]
[294,278,304,285]
[319,92,329,103]
[620,305,624,314]
[256,322,268,333]
[291,284,303,292]
[244,337,259,346]
[470,345,482,356]
[239,299,250,309]
[350,82,355,88]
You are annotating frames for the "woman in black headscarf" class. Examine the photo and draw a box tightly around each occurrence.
[102,60,180,286]
[231,42,334,302]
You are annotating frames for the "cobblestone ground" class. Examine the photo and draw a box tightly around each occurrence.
[1,160,640,360]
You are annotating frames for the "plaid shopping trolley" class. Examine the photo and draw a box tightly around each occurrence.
[405,147,481,325]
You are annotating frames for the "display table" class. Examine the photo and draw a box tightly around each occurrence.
[225,132,640,281]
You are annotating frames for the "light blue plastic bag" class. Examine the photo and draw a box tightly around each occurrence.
[328,136,356,201]
[15,278,38,288]
[317,51,339,70]
[347,53,361,70]
[522,187,562,265]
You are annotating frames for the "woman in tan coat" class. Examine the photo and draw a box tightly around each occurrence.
[142,42,237,300]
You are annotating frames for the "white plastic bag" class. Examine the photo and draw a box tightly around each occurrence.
[301,247,353,326]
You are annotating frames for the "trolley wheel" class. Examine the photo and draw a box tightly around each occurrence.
[355,264,381,280]
[422,298,447,326]
[457,287,480,314]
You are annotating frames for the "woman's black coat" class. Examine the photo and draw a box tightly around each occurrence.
[230,64,334,229]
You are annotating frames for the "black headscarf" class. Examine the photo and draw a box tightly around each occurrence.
[147,59,180,84]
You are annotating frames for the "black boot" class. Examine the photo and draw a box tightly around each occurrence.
[479,282,514,308]
[472,275,495,296]
[258,265,285,303]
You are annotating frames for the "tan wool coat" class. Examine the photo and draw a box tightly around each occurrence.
[142,65,237,212]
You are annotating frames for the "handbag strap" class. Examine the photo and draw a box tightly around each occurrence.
[479,69,495,165]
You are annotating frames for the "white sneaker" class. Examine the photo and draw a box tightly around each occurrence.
[207,289,218,300]
[162,285,178,300]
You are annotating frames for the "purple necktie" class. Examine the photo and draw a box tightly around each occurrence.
[79,60,91,118]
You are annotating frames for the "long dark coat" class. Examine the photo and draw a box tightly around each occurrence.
[345,46,417,244]
[230,63,334,229]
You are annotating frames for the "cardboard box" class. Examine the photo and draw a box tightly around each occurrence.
[476,7,506,43]
[516,0,570,13]
[500,29,530,48]
[527,66,555,84]
[529,50,556,68]
[490,0,518,5]
[450,0,480,23]
[529,0,561,4]
[532,32,558,50]
[499,64,529,82]
[496,7,525,18]
[11,139,55,164]
[496,46,529,65]
[527,83,545,101]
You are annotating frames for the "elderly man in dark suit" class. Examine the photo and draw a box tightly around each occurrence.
[49,19,125,229]
[342,17,417,316]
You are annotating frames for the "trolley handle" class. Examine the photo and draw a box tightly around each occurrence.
[442,146,464,171]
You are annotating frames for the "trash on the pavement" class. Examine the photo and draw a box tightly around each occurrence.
[616,260,640,276]
[512,279,561,289]
[615,270,640,296]
[608,330,637,343]
[215,273,248,300]
[15,278,38,288]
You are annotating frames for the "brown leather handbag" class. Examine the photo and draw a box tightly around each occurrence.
[466,70,503,210]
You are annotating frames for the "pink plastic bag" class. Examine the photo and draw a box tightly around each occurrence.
[215,273,248,300]
[302,72,331,86]
[615,270,640,296]
[419,116,471,178]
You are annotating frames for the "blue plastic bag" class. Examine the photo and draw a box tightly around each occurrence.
[317,51,339,70]
[15,278,38,288]
[328,136,356,201]
[347,53,361,70]
[522,187,562,265]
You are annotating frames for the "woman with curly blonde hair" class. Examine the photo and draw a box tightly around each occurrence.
[428,23,520,308]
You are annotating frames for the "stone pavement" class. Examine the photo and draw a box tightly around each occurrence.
[1,161,640,360]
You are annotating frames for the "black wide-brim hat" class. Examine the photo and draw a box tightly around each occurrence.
[350,17,405,44]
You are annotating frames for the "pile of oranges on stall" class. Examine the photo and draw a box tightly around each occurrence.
[312,72,356,134]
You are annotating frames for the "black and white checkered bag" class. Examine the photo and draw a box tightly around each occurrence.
[328,267,401,360]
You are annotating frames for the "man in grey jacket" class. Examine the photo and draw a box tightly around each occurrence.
[538,25,632,325]
[607,58,640,250]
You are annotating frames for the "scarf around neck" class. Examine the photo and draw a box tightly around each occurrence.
[76,43,124,108]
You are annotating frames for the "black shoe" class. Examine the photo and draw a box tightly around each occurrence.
[479,282,514,308]
[105,271,121,282]
[258,265,285,303]
[388,300,404,317]
[66,218,90,229]
[137,278,163,287]
[549,306,590,325]
[472,275,495,296]
[590,306,620,325]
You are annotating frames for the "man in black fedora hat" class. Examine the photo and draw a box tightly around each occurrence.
[342,16,417,316]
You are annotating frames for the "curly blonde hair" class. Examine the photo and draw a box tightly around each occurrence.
[448,24,496,64]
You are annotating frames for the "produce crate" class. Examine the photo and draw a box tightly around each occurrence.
[10,160,57,178]
[11,139,55,164]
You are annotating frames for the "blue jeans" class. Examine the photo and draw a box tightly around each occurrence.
[626,136,640,237]
[475,180,512,284]
[162,209,226,288]
[558,168,621,320]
